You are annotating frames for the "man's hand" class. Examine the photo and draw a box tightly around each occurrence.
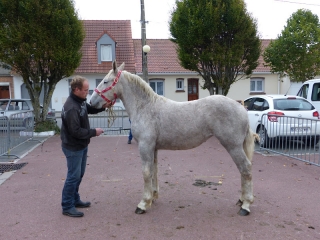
[102,102,112,109]
[95,128,104,136]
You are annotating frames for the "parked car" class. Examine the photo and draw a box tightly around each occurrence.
[0,99,56,129]
[297,79,320,113]
[40,105,56,121]
[244,95,320,147]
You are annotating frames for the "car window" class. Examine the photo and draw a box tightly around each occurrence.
[297,84,309,99]
[311,83,320,101]
[8,103,15,111]
[244,98,255,110]
[21,101,31,110]
[252,98,265,111]
[0,100,9,110]
[274,98,314,111]
[262,100,269,110]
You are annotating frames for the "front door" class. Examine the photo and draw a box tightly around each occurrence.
[0,86,10,99]
[188,78,198,101]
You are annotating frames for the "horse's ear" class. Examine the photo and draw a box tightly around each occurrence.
[112,60,117,72]
[118,62,125,71]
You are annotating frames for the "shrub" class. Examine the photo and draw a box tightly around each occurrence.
[34,120,60,133]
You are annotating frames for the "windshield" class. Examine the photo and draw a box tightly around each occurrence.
[274,99,314,111]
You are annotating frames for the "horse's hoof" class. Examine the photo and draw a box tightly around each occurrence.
[238,208,250,216]
[236,199,243,206]
[135,207,146,214]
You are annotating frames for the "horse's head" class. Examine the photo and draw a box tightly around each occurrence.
[90,61,125,109]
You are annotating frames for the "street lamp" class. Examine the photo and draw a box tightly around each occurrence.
[142,44,150,82]
[143,45,150,54]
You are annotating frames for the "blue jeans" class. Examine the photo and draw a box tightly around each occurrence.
[61,147,88,211]
[128,119,132,141]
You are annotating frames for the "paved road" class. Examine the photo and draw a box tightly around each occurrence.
[0,135,319,239]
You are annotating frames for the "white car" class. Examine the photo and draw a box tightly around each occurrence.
[244,95,320,147]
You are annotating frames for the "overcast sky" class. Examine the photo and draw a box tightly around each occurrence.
[74,0,320,39]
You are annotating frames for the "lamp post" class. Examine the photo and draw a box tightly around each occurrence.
[142,44,150,83]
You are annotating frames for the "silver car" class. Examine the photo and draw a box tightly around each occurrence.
[0,99,55,120]
[0,99,56,130]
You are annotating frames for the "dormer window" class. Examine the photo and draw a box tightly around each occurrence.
[101,44,112,61]
[96,31,116,64]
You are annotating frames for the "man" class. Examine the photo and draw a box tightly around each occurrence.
[60,75,110,217]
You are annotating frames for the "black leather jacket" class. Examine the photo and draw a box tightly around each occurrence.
[60,92,105,151]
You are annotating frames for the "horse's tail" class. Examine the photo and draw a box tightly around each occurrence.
[243,126,257,162]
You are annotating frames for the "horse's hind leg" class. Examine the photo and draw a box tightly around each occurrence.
[227,147,253,216]
[135,142,156,214]
[152,149,159,201]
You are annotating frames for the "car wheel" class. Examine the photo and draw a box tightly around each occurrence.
[23,117,33,129]
[258,126,270,148]
[305,136,320,147]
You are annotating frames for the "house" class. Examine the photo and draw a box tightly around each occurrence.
[2,20,299,111]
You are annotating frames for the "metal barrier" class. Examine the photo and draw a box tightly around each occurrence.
[88,106,129,135]
[259,113,320,167]
[0,111,34,159]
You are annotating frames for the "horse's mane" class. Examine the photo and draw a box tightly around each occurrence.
[122,71,164,103]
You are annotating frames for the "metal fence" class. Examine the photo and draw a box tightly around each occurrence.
[0,111,35,159]
[259,113,320,167]
[88,106,130,135]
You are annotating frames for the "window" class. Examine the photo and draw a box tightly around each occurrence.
[244,98,255,110]
[96,34,116,63]
[250,78,264,92]
[149,80,164,96]
[176,78,184,91]
[274,99,314,111]
[311,83,320,101]
[96,79,102,87]
[101,45,112,61]
[252,98,266,111]
[244,97,269,111]
[297,84,309,99]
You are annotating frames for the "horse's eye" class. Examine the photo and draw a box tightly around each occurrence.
[103,81,107,84]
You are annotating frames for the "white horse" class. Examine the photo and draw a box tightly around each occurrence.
[90,61,255,216]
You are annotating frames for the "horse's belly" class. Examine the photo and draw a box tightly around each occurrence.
[156,132,213,150]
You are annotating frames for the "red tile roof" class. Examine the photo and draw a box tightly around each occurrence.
[75,20,136,74]
[255,39,272,73]
[133,39,271,74]
[77,20,271,75]
[133,39,193,74]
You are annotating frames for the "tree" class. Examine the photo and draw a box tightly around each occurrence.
[0,0,84,123]
[169,0,261,96]
[263,9,320,83]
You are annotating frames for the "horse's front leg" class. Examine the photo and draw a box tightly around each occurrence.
[135,143,156,214]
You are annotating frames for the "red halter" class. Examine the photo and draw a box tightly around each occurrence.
[94,70,122,105]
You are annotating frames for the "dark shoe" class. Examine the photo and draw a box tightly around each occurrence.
[75,200,91,208]
[62,208,84,217]
[128,139,131,144]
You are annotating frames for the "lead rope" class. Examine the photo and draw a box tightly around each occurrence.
[106,107,116,127]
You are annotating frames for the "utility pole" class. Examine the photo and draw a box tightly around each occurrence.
[140,0,149,83]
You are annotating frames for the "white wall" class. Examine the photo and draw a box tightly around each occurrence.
[158,74,210,102]
[227,73,280,101]
[13,72,285,111]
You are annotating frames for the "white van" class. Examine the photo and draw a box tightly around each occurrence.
[297,79,320,112]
